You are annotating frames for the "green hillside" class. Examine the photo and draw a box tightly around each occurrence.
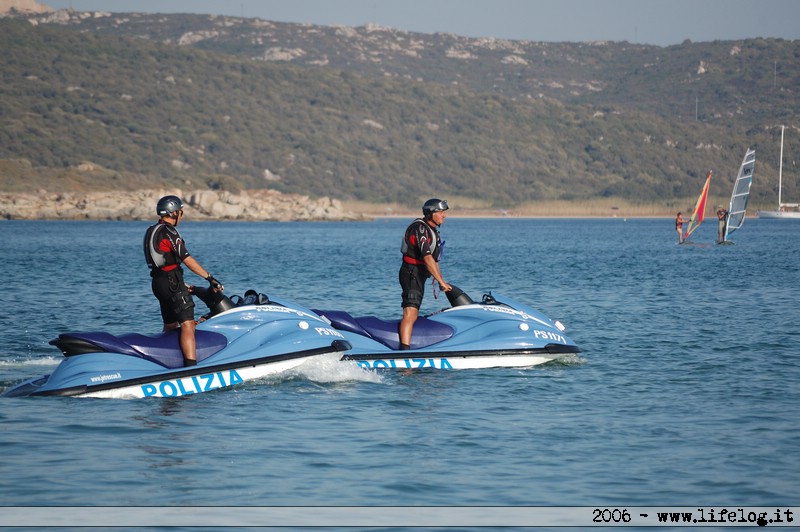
[1,14,798,209]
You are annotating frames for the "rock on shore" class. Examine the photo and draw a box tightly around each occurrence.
[0,189,368,221]
[0,0,51,14]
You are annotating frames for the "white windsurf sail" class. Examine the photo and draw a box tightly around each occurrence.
[724,148,755,240]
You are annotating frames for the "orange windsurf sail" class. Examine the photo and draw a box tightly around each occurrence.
[684,170,712,240]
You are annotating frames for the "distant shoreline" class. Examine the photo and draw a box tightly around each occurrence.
[0,190,766,221]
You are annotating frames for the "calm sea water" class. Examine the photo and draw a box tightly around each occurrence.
[1,217,798,516]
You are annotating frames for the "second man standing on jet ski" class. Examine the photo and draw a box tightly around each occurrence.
[399,198,452,350]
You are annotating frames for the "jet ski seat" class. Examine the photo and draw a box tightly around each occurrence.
[50,330,229,369]
[313,310,454,350]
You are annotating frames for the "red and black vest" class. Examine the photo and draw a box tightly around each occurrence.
[401,218,441,266]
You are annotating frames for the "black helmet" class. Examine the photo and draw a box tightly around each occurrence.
[422,198,449,217]
[156,195,184,217]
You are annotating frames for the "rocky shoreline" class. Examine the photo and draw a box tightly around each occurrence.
[0,189,369,221]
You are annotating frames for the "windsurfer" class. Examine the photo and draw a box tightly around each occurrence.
[675,212,689,244]
[716,206,729,243]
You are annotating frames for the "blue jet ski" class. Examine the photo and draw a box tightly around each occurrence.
[4,288,350,398]
[314,286,580,370]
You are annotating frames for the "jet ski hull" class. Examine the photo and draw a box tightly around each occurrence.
[5,342,349,398]
[342,346,578,370]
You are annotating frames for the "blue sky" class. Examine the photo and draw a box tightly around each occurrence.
[42,0,800,46]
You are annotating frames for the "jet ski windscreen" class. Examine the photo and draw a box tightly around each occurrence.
[446,285,474,307]
[193,286,236,315]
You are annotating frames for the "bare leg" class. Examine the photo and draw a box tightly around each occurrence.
[399,306,419,348]
[179,319,197,363]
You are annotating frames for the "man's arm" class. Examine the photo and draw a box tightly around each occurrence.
[423,255,451,292]
[182,256,211,280]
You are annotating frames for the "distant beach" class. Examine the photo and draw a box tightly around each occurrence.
[343,197,762,219]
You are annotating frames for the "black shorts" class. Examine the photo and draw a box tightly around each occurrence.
[399,263,429,309]
[151,269,195,324]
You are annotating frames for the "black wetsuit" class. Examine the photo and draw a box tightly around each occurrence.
[143,221,195,324]
[399,218,442,309]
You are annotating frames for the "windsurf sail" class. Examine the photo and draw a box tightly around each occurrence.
[684,170,712,240]
[724,148,755,240]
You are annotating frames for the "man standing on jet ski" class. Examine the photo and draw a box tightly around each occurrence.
[399,198,453,350]
[144,195,224,367]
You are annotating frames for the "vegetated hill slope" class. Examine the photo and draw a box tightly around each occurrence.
[29,9,799,127]
[1,15,797,207]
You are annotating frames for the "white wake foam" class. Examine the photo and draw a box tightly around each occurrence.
[291,352,383,383]
[0,356,60,368]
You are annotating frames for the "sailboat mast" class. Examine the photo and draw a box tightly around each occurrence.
[778,125,785,207]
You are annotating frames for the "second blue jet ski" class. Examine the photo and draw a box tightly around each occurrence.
[314,286,580,370]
